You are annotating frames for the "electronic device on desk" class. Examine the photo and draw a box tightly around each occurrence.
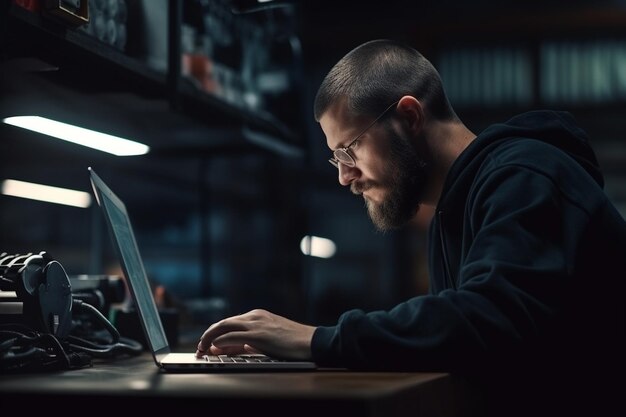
[69,274,180,351]
[0,251,73,338]
[0,251,142,372]
[69,274,126,318]
[114,306,180,351]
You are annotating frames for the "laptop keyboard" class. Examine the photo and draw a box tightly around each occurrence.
[204,354,283,363]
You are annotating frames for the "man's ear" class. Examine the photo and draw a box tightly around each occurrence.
[397,96,425,135]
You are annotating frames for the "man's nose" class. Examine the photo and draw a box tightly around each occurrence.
[338,162,360,186]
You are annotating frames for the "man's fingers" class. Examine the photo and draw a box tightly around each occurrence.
[243,344,261,354]
[198,318,249,351]
[209,344,262,356]
[211,331,260,350]
[209,344,248,356]
[197,310,273,353]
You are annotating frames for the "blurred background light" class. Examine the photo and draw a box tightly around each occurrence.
[300,235,337,258]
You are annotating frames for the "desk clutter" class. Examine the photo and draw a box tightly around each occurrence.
[0,251,142,372]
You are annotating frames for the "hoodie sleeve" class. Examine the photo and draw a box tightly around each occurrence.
[311,153,597,372]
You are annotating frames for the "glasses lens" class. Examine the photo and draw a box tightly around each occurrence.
[334,150,354,166]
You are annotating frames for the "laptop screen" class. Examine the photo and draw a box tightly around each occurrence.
[90,168,169,355]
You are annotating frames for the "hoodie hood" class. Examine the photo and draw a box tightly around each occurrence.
[439,110,603,210]
[477,110,602,186]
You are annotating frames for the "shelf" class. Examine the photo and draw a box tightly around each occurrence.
[1,2,304,158]
[418,5,626,42]
[4,4,166,91]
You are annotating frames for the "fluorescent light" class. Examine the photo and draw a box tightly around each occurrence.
[3,116,150,156]
[2,179,92,208]
[300,235,337,259]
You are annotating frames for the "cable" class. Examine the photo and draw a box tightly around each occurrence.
[73,299,120,343]
[1,297,141,371]
[66,336,143,357]
[0,328,91,372]
[68,299,143,358]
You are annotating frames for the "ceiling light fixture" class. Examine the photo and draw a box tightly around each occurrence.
[2,179,92,208]
[3,116,150,156]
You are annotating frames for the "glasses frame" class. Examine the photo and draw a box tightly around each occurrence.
[329,100,399,169]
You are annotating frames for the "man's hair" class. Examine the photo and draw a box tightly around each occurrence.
[314,39,457,122]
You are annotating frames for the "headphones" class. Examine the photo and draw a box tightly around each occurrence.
[0,251,73,339]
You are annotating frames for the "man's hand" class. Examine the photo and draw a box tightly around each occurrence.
[195,309,316,360]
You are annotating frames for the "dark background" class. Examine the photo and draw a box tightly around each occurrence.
[1,0,625,342]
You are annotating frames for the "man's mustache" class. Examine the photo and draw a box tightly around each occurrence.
[351,182,372,195]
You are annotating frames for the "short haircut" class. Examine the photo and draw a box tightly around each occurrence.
[314,39,457,122]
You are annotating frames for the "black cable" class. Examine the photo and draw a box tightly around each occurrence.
[0,329,40,356]
[0,336,17,353]
[1,298,140,370]
[0,329,39,342]
[66,334,108,350]
[73,299,120,343]
[0,323,41,334]
[68,300,143,358]
[42,333,71,368]
[1,346,43,363]
[66,334,142,356]
[0,330,89,372]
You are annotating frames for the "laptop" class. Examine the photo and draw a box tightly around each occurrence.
[88,167,317,371]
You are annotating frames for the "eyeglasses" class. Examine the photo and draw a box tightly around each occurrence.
[329,100,399,169]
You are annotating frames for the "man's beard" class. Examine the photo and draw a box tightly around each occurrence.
[354,129,428,232]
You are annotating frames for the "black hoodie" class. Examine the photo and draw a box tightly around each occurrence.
[311,110,625,411]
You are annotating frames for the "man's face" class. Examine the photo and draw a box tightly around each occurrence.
[320,101,428,232]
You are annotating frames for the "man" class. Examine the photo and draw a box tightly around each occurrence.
[197,40,625,414]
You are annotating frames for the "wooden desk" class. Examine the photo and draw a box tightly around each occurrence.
[0,353,483,416]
